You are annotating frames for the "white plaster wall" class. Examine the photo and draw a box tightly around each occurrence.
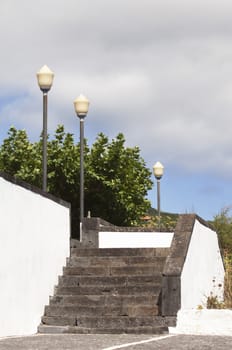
[181,219,225,309]
[99,231,174,248]
[0,177,70,337]
[169,309,232,336]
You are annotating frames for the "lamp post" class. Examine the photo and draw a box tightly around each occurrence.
[74,94,90,235]
[36,65,54,192]
[153,161,164,227]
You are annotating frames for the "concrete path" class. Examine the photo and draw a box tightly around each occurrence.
[0,334,231,350]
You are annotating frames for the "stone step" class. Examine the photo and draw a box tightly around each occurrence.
[38,246,172,335]
[44,304,159,318]
[38,324,169,334]
[67,256,166,268]
[55,284,161,296]
[58,275,162,287]
[70,248,169,258]
[50,294,158,306]
[63,264,164,276]
[40,315,175,329]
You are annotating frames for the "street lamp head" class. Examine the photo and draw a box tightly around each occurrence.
[74,94,90,118]
[37,65,54,92]
[153,161,164,180]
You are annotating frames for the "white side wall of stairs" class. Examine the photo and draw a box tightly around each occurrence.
[99,231,174,248]
[181,219,225,309]
[0,176,70,337]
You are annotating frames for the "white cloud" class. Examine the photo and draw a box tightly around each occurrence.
[0,0,232,194]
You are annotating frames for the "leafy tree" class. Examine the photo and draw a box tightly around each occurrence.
[85,133,152,226]
[0,125,153,237]
[212,207,232,255]
[0,127,41,184]
[141,212,179,231]
[211,207,232,308]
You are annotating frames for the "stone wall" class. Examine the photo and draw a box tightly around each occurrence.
[74,217,174,248]
[79,214,225,317]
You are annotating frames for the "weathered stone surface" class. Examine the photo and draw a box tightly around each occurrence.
[161,214,196,316]
[58,275,162,287]
[50,294,158,306]
[41,315,176,330]
[70,248,168,257]
[73,316,174,328]
[42,316,76,326]
[38,324,169,334]
[44,305,159,318]
[55,285,161,296]
[39,246,172,334]
[68,255,166,268]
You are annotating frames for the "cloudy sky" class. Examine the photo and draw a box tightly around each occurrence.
[1,0,232,220]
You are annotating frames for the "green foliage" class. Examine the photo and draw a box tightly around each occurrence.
[47,125,81,200]
[0,125,153,237]
[212,207,232,254]
[0,127,41,184]
[142,209,179,231]
[86,133,152,226]
[224,251,232,309]
[204,251,232,309]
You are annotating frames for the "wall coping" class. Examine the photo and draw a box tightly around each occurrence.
[163,214,214,276]
[83,217,174,232]
[80,214,211,249]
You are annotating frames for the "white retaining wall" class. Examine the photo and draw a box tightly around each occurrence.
[99,231,174,248]
[169,309,232,336]
[170,219,229,335]
[181,219,225,309]
[0,177,70,337]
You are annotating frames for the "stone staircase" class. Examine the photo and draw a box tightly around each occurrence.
[38,247,176,334]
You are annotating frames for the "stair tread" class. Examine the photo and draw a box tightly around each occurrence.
[42,315,174,324]
[50,294,158,306]
[45,304,159,317]
[59,275,162,285]
[68,256,167,262]
[41,315,176,328]
[70,248,170,257]
[38,247,173,335]
[64,265,164,275]
[38,324,169,334]
[55,285,161,295]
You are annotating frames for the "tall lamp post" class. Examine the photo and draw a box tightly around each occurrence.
[153,161,164,227]
[36,65,54,192]
[74,94,90,237]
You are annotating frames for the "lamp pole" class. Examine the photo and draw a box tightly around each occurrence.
[153,161,164,228]
[36,65,54,192]
[74,94,90,237]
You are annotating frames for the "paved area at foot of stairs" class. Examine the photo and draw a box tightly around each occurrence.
[0,334,231,350]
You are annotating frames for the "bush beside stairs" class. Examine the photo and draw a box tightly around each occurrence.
[38,247,176,334]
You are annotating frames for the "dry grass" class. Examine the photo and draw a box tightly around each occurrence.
[224,250,232,309]
[206,250,232,309]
